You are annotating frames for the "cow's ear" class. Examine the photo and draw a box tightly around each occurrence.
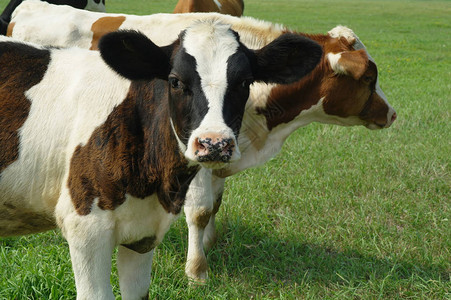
[327,49,368,80]
[251,33,322,84]
[99,30,172,80]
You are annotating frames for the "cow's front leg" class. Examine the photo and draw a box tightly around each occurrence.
[57,196,116,300]
[117,246,154,300]
[203,175,226,252]
[184,168,214,282]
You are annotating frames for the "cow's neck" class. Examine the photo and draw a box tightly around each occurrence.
[256,33,330,131]
[215,34,330,177]
[69,81,198,216]
[130,81,199,215]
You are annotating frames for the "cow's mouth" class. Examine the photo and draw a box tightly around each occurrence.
[198,161,231,169]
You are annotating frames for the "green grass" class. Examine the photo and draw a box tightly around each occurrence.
[1,0,450,298]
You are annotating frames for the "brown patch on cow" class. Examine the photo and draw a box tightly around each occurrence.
[6,21,14,37]
[337,49,368,80]
[90,16,126,50]
[173,0,244,16]
[122,236,157,254]
[257,32,388,130]
[0,42,50,175]
[187,254,208,280]
[174,0,219,14]
[322,60,377,119]
[68,81,198,216]
[193,208,212,228]
[254,33,330,130]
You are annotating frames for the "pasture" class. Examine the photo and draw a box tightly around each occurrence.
[0,0,449,298]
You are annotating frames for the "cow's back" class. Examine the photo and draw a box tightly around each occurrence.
[0,39,131,236]
[8,0,105,48]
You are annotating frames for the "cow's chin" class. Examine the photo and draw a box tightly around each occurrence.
[198,161,230,170]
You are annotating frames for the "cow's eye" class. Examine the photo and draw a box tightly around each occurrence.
[240,79,251,89]
[169,77,183,90]
[362,75,373,84]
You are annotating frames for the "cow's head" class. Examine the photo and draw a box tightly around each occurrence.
[321,26,396,129]
[99,20,322,168]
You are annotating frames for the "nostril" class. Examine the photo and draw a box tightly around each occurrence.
[391,112,397,122]
[220,139,234,154]
[194,138,209,156]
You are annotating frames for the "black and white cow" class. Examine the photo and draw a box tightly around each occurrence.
[0,0,106,35]
[0,19,322,298]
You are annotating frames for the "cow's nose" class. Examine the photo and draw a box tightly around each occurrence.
[391,112,397,123]
[194,134,235,163]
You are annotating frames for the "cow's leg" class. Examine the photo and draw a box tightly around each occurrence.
[117,246,154,300]
[184,168,214,282]
[56,196,116,300]
[203,175,225,252]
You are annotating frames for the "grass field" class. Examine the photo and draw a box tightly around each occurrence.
[0,0,450,299]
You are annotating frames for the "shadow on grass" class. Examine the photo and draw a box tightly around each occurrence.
[201,222,448,288]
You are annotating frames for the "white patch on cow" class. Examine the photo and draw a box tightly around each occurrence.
[328,25,396,126]
[117,246,154,298]
[328,25,356,44]
[56,195,116,299]
[10,0,97,49]
[114,194,177,246]
[213,0,222,10]
[182,20,241,162]
[327,52,347,75]
[55,187,176,298]
[11,1,284,56]
[0,44,131,236]
[184,168,214,281]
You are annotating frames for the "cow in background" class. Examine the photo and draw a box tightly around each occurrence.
[174,0,244,16]
[0,0,105,35]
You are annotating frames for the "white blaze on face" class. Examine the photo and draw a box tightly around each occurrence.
[182,21,241,162]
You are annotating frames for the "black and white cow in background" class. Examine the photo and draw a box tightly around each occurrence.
[0,19,322,299]
[0,0,106,35]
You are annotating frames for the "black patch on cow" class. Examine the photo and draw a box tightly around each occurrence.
[252,33,323,84]
[99,30,173,81]
[0,41,50,175]
[0,0,22,35]
[167,47,209,146]
[45,0,89,10]
[222,49,254,136]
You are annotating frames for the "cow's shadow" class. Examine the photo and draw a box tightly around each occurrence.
[167,218,448,288]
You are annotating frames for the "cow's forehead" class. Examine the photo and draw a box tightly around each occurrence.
[182,21,239,66]
[182,21,240,104]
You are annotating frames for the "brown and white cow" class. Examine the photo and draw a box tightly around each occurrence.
[0,19,322,298]
[174,0,244,16]
[0,0,105,35]
[7,0,396,282]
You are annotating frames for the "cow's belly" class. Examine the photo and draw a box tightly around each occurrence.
[114,194,178,251]
[0,200,56,237]
[0,163,62,237]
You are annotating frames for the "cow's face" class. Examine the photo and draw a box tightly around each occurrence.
[99,21,322,168]
[165,23,252,168]
[321,26,396,129]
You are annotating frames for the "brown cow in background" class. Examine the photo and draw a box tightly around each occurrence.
[174,0,244,16]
